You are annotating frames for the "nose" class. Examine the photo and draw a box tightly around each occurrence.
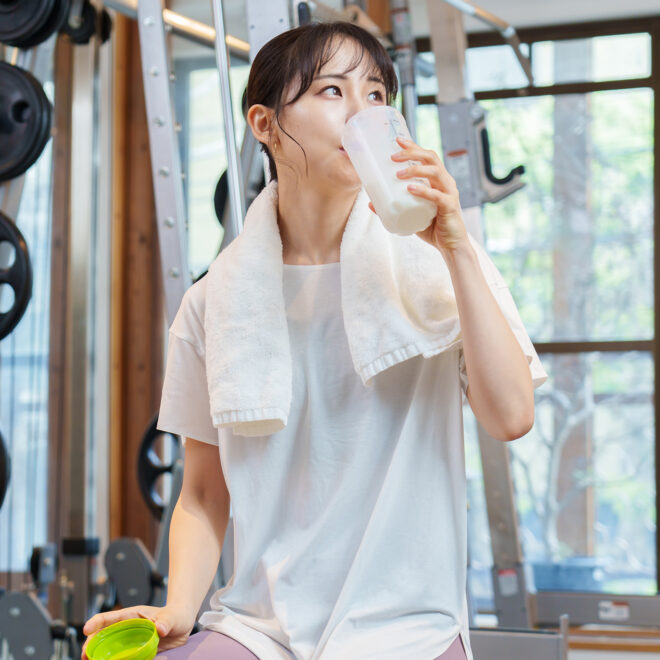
[345,95,371,125]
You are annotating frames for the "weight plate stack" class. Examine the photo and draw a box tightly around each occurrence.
[137,414,181,520]
[19,0,72,49]
[0,62,53,183]
[0,211,33,340]
[0,0,70,48]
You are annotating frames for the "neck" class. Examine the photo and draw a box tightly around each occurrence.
[276,179,360,265]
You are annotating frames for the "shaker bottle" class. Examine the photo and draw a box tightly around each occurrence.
[341,106,436,235]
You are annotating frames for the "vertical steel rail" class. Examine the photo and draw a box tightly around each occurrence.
[137,0,191,326]
[210,0,245,241]
[389,0,418,140]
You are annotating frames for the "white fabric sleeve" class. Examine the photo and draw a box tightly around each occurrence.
[157,331,218,446]
[156,279,218,446]
[459,237,548,394]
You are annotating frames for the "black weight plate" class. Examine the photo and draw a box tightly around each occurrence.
[99,7,112,45]
[0,62,53,183]
[1,66,52,184]
[0,430,10,511]
[213,170,227,226]
[137,413,181,520]
[16,66,53,178]
[61,0,96,45]
[0,211,32,340]
[0,0,56,47]
[0,63,52,181]
[19,0,71,49]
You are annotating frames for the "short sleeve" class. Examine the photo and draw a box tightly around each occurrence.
[459,237,548,394]
[157,280,218,446]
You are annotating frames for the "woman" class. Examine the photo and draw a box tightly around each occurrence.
[83,21,545,660]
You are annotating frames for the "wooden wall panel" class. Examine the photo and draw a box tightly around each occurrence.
[111,14,164,553]
[48,34,73,561]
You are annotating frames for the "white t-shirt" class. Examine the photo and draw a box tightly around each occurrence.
[158,261,546,660]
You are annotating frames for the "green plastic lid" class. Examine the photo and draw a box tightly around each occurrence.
[86,618,159,660]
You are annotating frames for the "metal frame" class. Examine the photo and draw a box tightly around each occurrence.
[419,13,660,623]
[137,0,192,326]
[104,0,250,56]
[470,616,569,660]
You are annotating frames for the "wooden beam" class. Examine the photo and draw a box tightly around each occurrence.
[366,0,391,36]
[47,33,73,572]
[110,15,164,553]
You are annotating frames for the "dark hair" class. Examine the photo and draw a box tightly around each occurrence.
[246,22,398,182]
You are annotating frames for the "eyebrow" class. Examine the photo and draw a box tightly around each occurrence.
[314,73,386,85]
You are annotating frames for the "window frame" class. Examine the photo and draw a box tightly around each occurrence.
[417,14,660,591]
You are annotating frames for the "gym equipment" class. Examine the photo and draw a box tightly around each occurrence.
[0,591,80,659]
[213,171,228,227]
[61,0,97,44]
[105,538,164,608]
[30,544,58,602]
[437,100,525,209]
[0,62,53,183]
[0,430,9,511]
[61,0,112,45]
[389,0,418,139]
[0,211,33,340]
[0,0,70,49]
[470,616,569,660]
[137,415,180,521]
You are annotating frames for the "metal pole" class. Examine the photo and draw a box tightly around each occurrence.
[441,0,533,86]
[103,0,250,57]
[389,0,418,140]
[137,0,192,325]
[210,0,245,239]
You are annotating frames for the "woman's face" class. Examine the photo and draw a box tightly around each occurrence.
[273,39,388,191]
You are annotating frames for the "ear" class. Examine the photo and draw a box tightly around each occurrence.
[247,104,275,148]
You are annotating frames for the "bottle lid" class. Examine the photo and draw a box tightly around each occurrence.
[86,618,159,660]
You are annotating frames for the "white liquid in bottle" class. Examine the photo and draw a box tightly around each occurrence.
[342,107,437,236]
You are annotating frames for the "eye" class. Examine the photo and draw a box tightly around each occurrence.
[321,85,341,96]
[369,90,385,102]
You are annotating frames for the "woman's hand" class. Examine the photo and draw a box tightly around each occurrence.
[81,603,196,659]
[367,136,468,255]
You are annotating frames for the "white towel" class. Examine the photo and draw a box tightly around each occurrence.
[205,180,467,437]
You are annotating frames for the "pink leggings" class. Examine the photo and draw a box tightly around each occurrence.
[155,630,467,659]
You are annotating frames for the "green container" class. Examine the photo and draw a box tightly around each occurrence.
[86,618,159,660]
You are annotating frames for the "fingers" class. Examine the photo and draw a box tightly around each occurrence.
[406,182,455,210]
[395,164,456,194]
[153,610,174,637]
[392,137,456,194]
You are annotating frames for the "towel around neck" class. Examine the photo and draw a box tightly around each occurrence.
[204,180,465,437]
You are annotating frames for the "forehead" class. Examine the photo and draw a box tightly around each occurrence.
[317,37,380,78]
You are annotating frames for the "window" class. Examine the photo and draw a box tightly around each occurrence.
[425,27,657,608]
[0,81,54,577]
